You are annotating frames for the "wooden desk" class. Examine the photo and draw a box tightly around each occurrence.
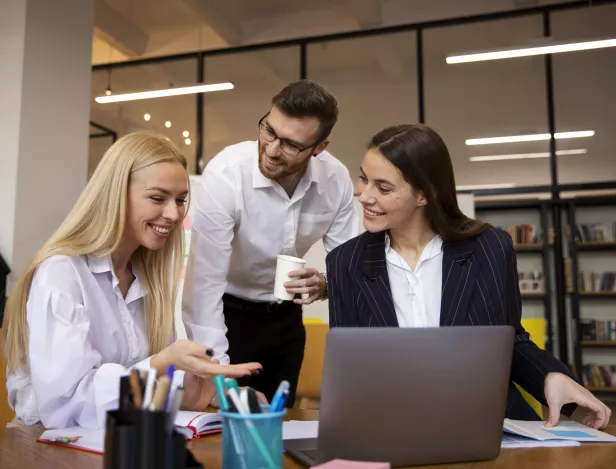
[1,410,615,469]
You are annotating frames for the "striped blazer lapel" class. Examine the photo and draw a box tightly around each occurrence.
[440,238,480,326]
[357,232,398,327]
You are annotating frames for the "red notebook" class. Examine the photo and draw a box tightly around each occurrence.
[37,411,222,454]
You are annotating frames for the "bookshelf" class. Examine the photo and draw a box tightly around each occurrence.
[565,196,616,394]
[475,199,554,354]
[581,341,616,348]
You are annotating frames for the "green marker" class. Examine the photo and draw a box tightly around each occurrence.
[213,375,229,411]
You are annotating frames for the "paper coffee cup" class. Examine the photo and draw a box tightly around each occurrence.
[274,255,306,301]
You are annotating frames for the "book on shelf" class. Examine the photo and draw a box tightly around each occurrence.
[518,271,544,293]
[573,222,616,243]
[564,258,573,293]
[498,224,551,245]
[580,319,616,342]
[578,364,616,389]
[578,271,616,292]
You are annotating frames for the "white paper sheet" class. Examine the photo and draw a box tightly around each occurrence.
[501,433,581,448]
[283,420,319,440]
[504,419,616,443]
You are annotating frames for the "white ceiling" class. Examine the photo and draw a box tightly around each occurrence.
[91,0,579,64]
[89,0,616,188]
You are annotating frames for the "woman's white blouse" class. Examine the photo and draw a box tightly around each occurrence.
[6,254,154,429]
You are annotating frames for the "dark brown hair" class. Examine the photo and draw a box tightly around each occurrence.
[369,124,488,244]
[271,80,338,142]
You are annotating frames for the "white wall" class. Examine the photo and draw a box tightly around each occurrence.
[0,0,27,271]
[1,0,95,280]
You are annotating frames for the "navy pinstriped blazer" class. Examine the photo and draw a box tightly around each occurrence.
[326,226,574,420]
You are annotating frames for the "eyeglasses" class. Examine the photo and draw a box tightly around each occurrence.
[258,114,320,157]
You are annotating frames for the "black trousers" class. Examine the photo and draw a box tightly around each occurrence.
[223,294,305,408]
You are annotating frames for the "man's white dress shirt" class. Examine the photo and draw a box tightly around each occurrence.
[385,234,443,328]
[182,140,359,363]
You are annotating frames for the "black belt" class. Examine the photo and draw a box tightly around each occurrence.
[222,293,297,314]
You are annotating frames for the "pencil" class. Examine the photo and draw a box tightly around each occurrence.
[150,375,170,411]
[129,370,143,408]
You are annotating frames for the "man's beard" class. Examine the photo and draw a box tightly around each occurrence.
[258,144,289,180]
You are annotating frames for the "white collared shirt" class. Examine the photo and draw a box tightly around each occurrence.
[6,254,154,429]
[182,140,358,363]
[385,234,443,328]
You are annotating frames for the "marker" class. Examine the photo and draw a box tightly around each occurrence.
[213,375,230,411]
[226,378,240,394]
[269,380,289,412]
[205,348,214,358]
[246,388,262,414]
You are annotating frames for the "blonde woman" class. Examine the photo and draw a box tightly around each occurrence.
[2,132,261,429]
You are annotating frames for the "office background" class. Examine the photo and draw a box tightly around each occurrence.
[2,0,616,402]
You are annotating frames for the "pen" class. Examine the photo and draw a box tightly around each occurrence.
[142,368,157,409]
[128,370,143,408]
[269,380,289,412]
[166,386,184,433]
[225,388,248,469]
[213,375,230,411]
[164,365,175,410]
[150,375,170,411]
[240,389,249,412]
[275,389,289,412]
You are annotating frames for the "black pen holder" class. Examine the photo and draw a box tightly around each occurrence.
[104,408,203,469]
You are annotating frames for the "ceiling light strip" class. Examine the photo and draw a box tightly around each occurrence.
[466,131,594,146]
[447,38,616,64]
[470,149,588,162]
[95,82,234,103]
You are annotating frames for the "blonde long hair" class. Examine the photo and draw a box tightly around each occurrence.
[2,131,189,372]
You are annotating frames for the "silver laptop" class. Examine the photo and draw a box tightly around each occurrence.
[285,326,514,467]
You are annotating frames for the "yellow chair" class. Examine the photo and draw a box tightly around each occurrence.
[296,321,328,409]
[518,318,546,419]
[0,331,16,427]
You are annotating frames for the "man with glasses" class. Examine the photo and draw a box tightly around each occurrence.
[183,80,358,406]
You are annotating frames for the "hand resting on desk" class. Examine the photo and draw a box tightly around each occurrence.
[544,372,612,429]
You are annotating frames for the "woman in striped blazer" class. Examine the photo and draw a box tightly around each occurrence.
[325,124,610,428]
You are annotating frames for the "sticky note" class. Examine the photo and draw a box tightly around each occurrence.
[313,460,391,469]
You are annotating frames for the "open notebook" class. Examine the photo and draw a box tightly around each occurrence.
[37,411,222,454]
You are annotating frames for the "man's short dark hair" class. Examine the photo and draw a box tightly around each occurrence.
[271,80,338,142]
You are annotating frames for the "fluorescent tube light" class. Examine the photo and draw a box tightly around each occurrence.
[447,38,616,64]
[456,183,517,191]
[470,149,588,162]
[95,82,234,103]
[466,130,594,145]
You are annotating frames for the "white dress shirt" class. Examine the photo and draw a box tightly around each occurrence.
[183,140,359,363]
[385,234,443,328]
[7,254,155,429]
